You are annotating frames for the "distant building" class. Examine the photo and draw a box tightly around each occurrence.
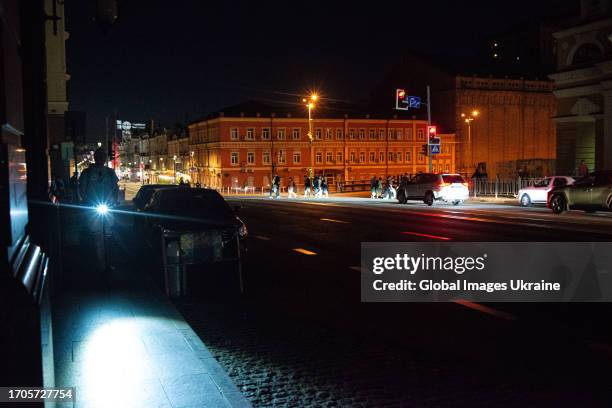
[45,0,71,181]
[187,102,456,190]
[549,0,612,174]
[370,53,558,179]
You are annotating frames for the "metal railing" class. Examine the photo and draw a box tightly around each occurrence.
[471,177,546,198]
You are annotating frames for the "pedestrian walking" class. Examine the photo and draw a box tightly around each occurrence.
[273,175,281,199]
[321,178,329,198]
[303,175,311,197]
[288,177,297,198]
[370,176,377,199]
[313,176,321,198]
[578,160,589,178]
[376,177,383,199]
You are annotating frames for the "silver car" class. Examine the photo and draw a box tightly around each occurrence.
[548,171,612,214]
[397,173,469,206]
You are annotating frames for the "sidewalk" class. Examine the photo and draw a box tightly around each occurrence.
[52,208,251,408]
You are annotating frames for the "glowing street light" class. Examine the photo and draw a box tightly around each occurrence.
[461,110,480,171]
[304,93,318,180]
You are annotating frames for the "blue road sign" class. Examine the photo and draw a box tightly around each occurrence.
[408,96,421,109]
[430,144,441,154]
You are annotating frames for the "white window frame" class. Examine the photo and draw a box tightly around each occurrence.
[247,152,255,165]
[359,129,365,140]
[278,150,286,164]
[246,128,254,140]
[262,128,270,140]
[316,152,323,163]
[278,128,286,140]
[230,128,238,140]
[292,128,300,140]
[326,152,333,162]
[315,128,322,140]
[231,152,239,166]
[262,151,271,164]
[293,152,301,164]
[336,129,343,140]
[336,152,343,163]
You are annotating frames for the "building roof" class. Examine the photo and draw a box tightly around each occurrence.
[189,99,425,125]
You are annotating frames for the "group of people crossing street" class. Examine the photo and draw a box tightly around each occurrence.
[269,175,329,199]
[370,176,397,200]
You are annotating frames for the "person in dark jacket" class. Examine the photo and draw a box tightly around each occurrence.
[303,175,312,197]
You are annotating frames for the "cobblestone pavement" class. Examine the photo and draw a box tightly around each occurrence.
[174,300,609,408]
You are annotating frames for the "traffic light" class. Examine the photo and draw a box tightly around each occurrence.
[427,125,437,140]
[108,150,115,161]
[395,88,408,110]
[421,144,428,156]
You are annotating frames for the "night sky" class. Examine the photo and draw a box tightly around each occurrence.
[65,0,578,142]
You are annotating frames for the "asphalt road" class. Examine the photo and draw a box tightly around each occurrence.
[215,196,612,405]
[116,195,612,406]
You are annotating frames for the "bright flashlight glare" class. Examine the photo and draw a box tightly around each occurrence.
[96,204,109,214]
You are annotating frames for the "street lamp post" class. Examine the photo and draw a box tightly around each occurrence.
[303,93,318,181]
[173,154,177,184]
[461,110,479,173]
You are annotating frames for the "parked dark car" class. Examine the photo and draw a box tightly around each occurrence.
[548,170,612,214]
[132,184,177,211]
[142,187,248,296]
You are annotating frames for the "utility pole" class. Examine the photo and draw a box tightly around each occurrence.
[427,85,432,173]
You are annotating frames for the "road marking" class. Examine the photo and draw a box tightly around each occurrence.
[320,218,349,224]
[453,299,517,321]
[293,248,317,256]
[349,266,362,272]
[254,235,271,241]
[401,231,452,241]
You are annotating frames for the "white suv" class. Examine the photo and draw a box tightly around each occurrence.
[517,176,574,207]
[397,173,469,206]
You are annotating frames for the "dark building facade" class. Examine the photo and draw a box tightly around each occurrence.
[549,0,612,174]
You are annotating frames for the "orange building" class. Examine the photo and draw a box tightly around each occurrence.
[187,103,456,190]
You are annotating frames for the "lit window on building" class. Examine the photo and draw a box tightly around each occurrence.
[231,128,238,140]
[292,128,300,140]
[247,152,255,164]
[231,152,239,165]
[278,128,286,140]
[246,128,254,140]
[293,152,301,164]
[325,128,332,139]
